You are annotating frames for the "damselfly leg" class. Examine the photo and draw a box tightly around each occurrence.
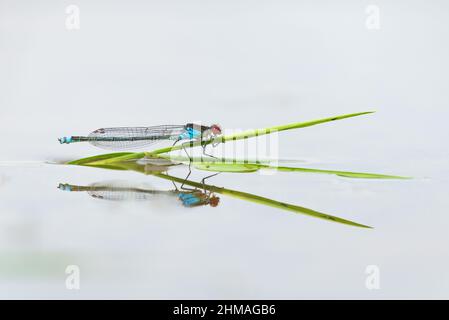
[201,173,220,207]
[201,172,220,190]
[179,171,219,193]
[180,168,192,190]
[201,143,219,160]
[182,142,194,161]
[172,138,180,147]
[173,139,193,167]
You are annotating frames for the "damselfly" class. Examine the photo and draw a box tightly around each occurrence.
[58,123,222,157]
[58,178,220,208]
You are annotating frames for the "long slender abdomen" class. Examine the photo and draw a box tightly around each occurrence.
[87,126,186,150]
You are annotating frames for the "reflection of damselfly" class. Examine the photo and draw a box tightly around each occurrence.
[58,174,220,208]
[58,123,222,158]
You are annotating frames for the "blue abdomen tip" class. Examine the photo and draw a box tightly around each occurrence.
[58,136,73,144]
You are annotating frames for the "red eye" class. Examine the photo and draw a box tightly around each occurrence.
[209,196,220,207]
[211,124,222,134]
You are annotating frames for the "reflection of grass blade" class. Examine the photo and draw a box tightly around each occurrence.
[83,164,129,171]
[72,161,372,228]
[67,152,138,165]
[152,172,372,229]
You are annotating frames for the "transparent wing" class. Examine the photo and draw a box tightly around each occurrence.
[87,181,161,201]
[88,125,186,150]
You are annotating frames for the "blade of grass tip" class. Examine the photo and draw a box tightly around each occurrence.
[273,166,411,179]
[221,188,372,228]
[148,111,376,155]
[219,111,376,142]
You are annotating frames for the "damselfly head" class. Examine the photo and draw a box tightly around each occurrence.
[209,195,220,207]
[210,124,222,135]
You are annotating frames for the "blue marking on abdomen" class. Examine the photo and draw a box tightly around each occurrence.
[178,128,201,140]
[178,193,200,206]
[59,136,73,144]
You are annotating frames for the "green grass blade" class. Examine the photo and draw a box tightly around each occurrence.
[193,161,409,179]
[148,111,375,155]
[194,163,261,173]
[146,154,409,179]
[67,151,409,180]
[65,111,375,164]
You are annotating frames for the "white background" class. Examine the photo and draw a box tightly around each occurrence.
[0,0,448,298]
